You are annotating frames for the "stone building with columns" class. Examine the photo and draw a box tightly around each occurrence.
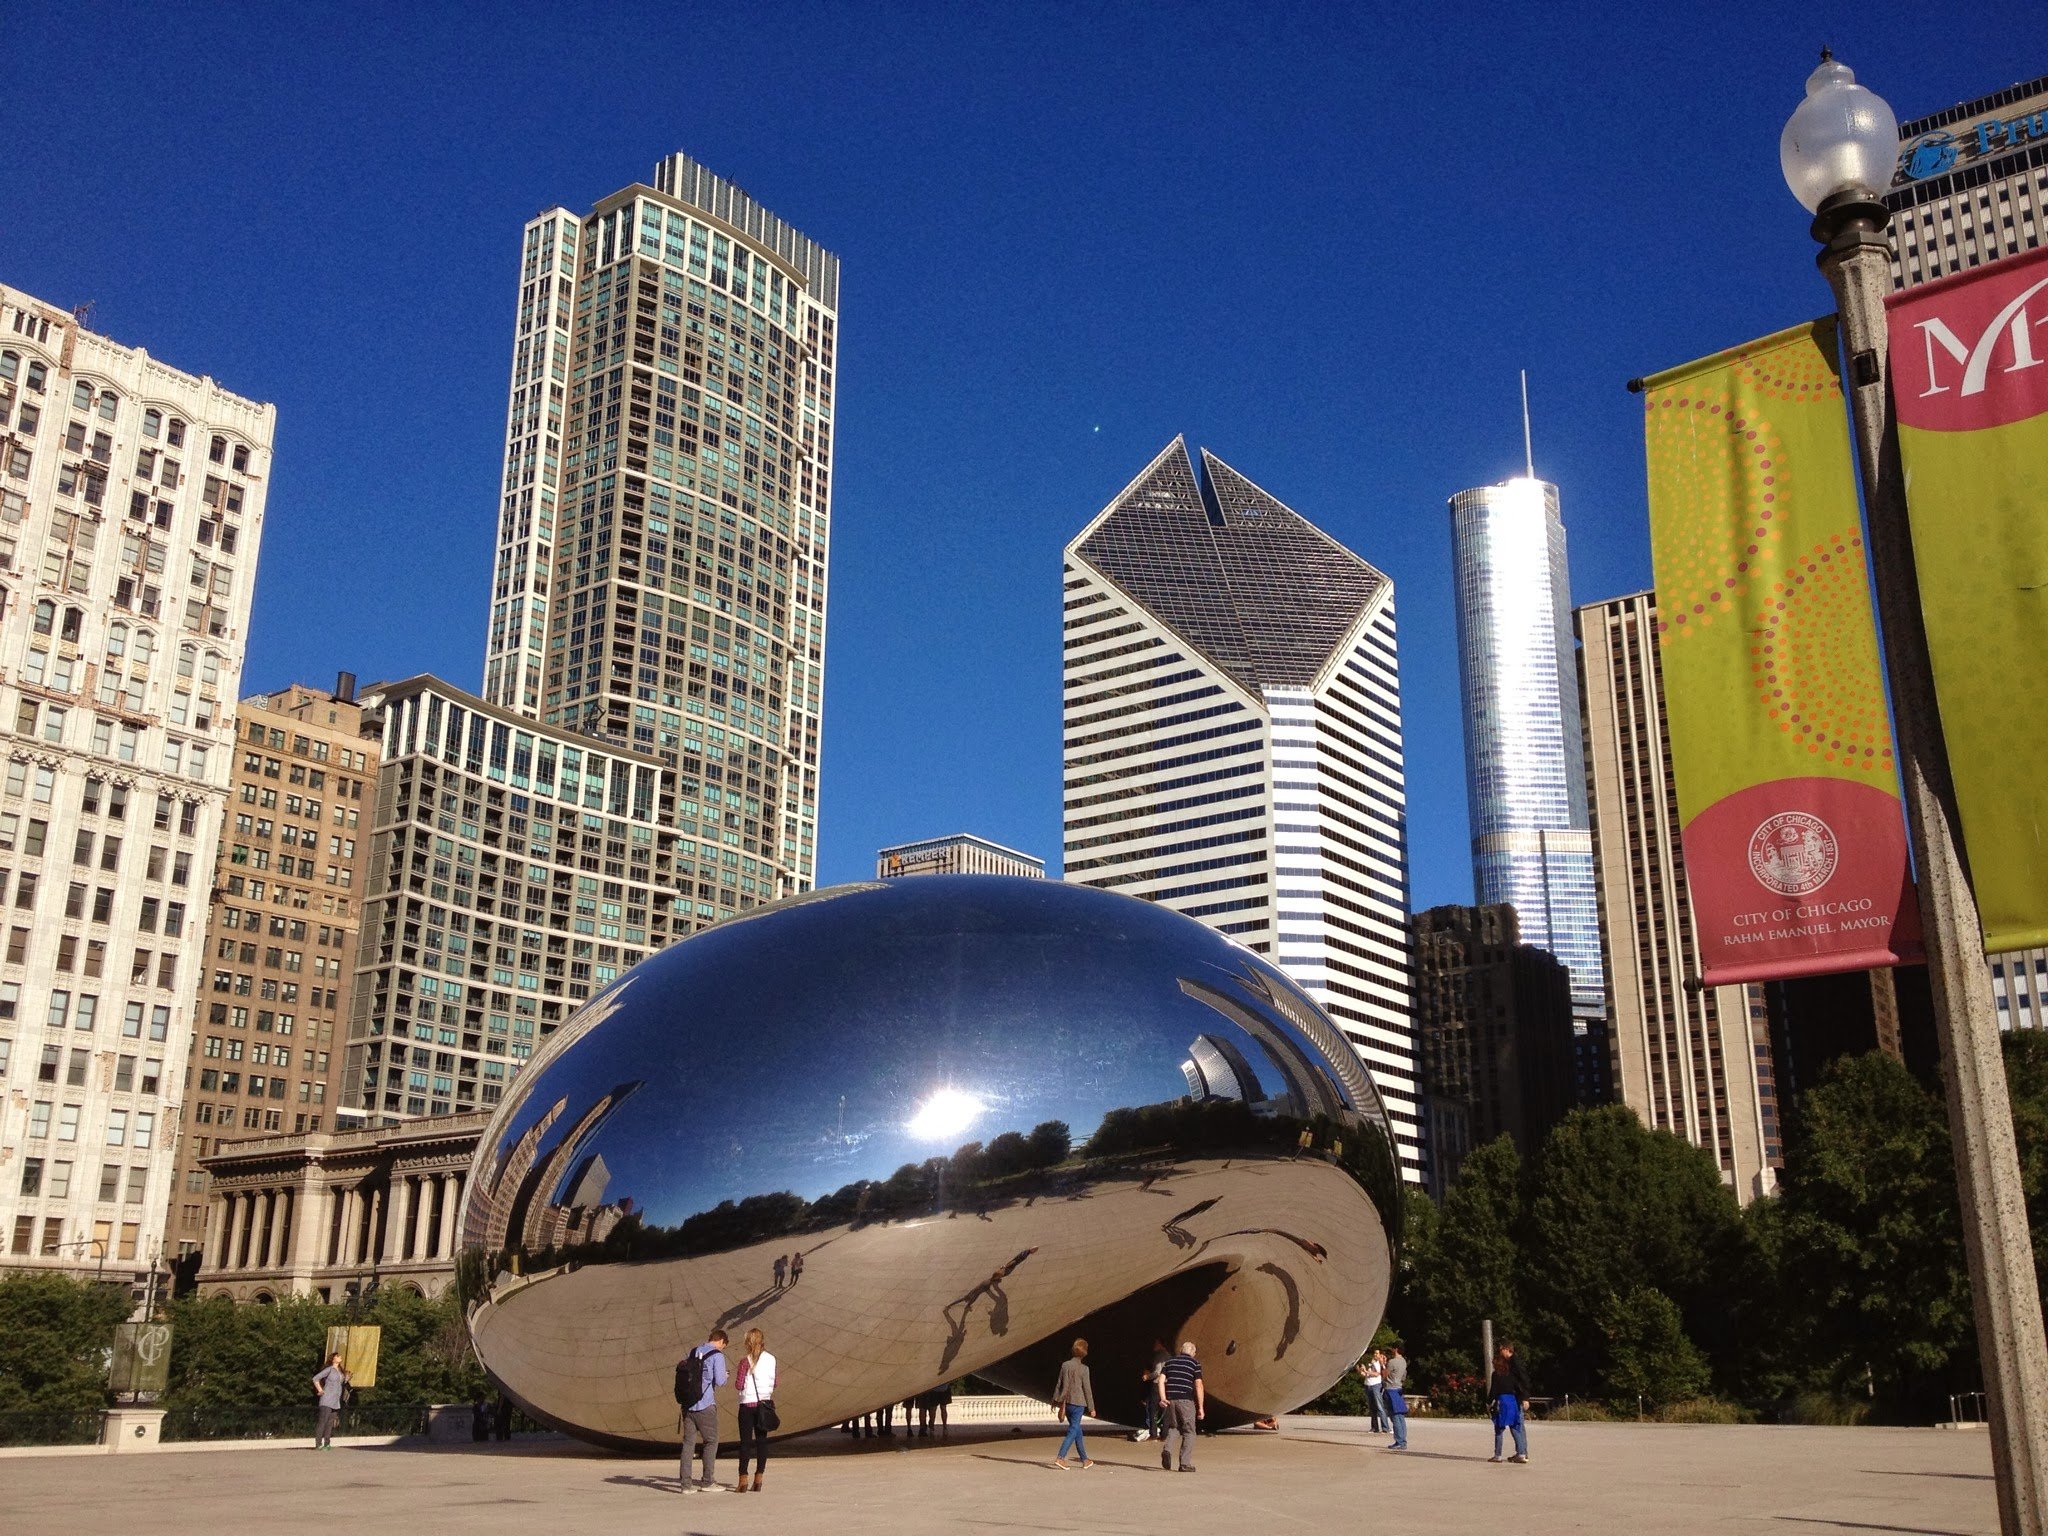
[193,1111,484,1301]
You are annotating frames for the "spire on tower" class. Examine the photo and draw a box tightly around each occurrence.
[1520,370,1535,479]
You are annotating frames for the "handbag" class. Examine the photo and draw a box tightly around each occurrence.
[1385,1387,1407,1417]
[742,1356,781,1433]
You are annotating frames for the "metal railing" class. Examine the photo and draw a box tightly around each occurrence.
[159,1401,430,1442]
[0,1407,105,1448]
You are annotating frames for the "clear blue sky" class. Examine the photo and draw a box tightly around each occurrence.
[1,3,2032,907]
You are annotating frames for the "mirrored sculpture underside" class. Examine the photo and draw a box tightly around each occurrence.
[458,877,1397,1448]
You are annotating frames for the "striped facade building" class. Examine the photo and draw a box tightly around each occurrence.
[1578,591,1780,1201]
[1061,439,1421,1181]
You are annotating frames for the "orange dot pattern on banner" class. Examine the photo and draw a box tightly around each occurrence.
[1642,386,1788,638]
[1641,338,1889,770]
[1750,532,1894,772]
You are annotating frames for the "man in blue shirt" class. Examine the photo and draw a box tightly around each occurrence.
[681,1328,730,1491]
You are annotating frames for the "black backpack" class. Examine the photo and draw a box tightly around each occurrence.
[675,1348,707,1407]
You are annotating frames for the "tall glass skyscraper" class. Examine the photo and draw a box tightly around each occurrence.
[1449,475,1604,1024]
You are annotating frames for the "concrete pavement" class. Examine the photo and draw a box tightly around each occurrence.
[1,1413,1998,1535]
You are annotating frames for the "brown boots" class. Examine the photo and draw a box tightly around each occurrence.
[744,1473,763,1492]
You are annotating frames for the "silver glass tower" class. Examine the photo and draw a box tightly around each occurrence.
[1448,451,1604,1027]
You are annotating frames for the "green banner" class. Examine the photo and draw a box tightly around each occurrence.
[1641,320,1919,982]
[1889,245,2048,952]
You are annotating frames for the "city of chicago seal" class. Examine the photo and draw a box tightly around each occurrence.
[1748,811,1840,897]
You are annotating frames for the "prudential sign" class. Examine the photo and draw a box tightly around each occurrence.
[1896,108,2048,183]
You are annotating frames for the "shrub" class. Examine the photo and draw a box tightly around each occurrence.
[1656,1397,1752,1424]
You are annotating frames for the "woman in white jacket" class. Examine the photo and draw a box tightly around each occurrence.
[736,1326,778,1492]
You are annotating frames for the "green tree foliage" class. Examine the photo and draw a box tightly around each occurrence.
[163,1290,484,1408]
[1391,1040,2048,1421]
[1521,1106,1741,1398]
[1769,1051,1976,1417]
[1389,1138,1523,1390]
[0,1273,132,1413]
[1599,1286,1711,1409]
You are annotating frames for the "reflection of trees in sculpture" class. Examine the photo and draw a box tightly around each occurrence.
[469,949,1408,1280]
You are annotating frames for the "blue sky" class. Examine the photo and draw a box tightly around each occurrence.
[1,2,2032,908]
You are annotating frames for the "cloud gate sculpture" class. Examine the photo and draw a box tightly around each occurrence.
[458,876,1399,1449]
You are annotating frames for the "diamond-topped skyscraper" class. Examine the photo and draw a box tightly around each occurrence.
[1448,419,1604,1031]
[1062,439,1421,1181]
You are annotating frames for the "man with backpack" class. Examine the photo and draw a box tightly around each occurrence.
[677,1328,730,1491]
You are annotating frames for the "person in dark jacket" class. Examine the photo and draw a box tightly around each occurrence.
[1488,1343,1531,1463]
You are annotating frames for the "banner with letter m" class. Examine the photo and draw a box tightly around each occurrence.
[1889,245,2048,952]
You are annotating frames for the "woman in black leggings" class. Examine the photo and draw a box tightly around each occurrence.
[735,1326,778,1491]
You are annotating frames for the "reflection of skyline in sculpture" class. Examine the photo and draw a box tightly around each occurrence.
[458,876,1397,1451]
[500,1081,641,1253]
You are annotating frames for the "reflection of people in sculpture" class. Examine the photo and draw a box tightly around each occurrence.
[789,1249,805,1285]
[1162,1196,1221,1249]
[772,1253,788,1289]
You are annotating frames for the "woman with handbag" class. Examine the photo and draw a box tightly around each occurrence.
[735,1327,780,1491]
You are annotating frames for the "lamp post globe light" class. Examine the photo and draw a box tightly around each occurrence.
[1782,55,2048,1536]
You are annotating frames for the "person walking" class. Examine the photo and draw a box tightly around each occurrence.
[734,1327,777,1492]
[789,1249,805,1286]
[679,1327,730,1491]
[1384,1343,1410,1451]
[1157,1340,1204,1472]
[1135,1339,1169,1441]
[772,1253,788,1290]
[1360,1349,1387,1432]
[1488,1342,1531,1464]
[310,1350,348,1450]
[1051,1338,1097,1469]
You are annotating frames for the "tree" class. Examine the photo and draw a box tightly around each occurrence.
[1600,1286,1710,1409]
[0,1273,131,1414]
[2001,1030,2048,1296]
[1393,1136,1523,1391]
[1520,1107,1741,1399]
[1771,1050,1974,1419]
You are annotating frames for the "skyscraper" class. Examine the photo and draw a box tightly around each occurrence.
[1449,466,1603,1027]
[0,283,273,1285]
[164,680,379,1269]
[483,152,837,916]
[341,676,682,1121]
[1885,73,2048,289]
[1577,590,1780,1201]
[1061,439,1421,1180]
[1411,903,1575,1196]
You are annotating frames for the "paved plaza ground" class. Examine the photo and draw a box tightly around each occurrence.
[4,1414,1999,1535]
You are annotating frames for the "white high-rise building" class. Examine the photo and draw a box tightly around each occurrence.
[1061,439,1421,1181]
[481,152,836,920]
[0,284,273,1287]
[1449,474,1603,1027]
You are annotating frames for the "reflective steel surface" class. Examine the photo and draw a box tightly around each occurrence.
[459,876,1398,1449]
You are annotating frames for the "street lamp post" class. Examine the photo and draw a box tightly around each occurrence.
[1783,53,2048,1535]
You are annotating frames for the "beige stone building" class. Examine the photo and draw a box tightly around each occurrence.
[193,1111,484,1302]
[163,681,379,1270]
[0,283,272,1290]
[1577,591,1780,1203]
[876,833,1044,879]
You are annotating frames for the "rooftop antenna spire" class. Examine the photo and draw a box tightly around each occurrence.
[1520,369,1535,479]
